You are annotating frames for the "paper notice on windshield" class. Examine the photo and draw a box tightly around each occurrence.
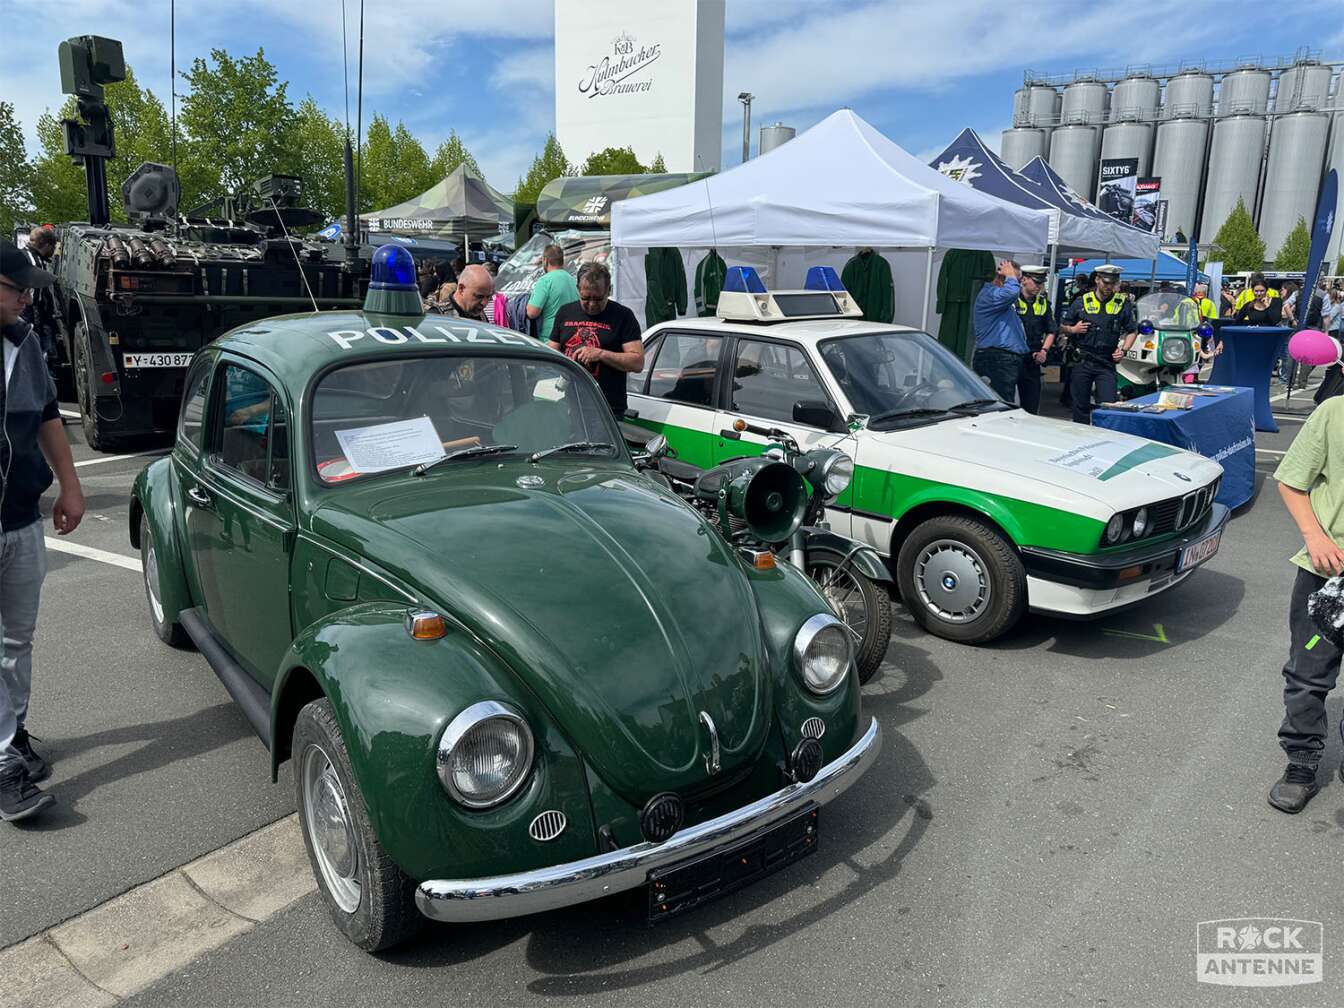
[335,416,443,474]
[1045,438,1178,480]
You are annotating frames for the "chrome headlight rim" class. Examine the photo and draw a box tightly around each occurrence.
[819,452,854,498]
[1104,513,1124,545]
[792,612,852,695]
[436,700,535,810]
[1131,506,1149,538]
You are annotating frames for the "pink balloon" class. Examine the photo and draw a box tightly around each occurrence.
[1289,329,1341,366]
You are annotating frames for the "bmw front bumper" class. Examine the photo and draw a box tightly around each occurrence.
[414,717,882,923]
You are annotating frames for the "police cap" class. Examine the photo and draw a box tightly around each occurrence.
[1020,266,1049,280]
[1091,265,1123,280]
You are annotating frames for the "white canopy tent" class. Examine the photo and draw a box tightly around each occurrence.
[611,109,1051,331]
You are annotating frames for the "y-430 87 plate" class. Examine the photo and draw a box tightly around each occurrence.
[123,352,193,369]
[648,804,819,924]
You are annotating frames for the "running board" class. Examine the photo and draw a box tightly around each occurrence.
[179,607,272,750]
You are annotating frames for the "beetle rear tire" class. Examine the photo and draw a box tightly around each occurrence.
[139,513,189,648]
[807,548,892,684]
[293,698,422,952]
[896,515,1026,645]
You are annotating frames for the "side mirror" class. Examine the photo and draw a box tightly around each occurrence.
[793,399,843,432]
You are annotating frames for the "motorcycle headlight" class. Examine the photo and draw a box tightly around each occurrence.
[1162,337,1191,365]
[1104,513,1125,545]
[793,613,851,695]
[1131,507,1149,538]
[437,701,534,809]
[821,453,853,498]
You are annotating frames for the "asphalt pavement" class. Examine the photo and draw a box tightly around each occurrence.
[4,389,1341,1008]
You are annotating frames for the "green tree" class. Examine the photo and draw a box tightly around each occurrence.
[0,101,33,237]
[579,145,646,176]
[1207,198,1266,273]
[359,114,436,211]
[1273,217,1312,271]
[649,152,666,173]
[282,97,347,222]
[1336,255,1344,277]
[429,131,482,180]
[514,132,572,204]
[178,48,295,207]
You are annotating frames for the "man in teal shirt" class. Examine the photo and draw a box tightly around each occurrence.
[526,244,579,344]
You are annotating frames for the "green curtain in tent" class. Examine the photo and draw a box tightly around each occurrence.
[936,249,995,365]
[645,247,688,327]
[840,249,895,323]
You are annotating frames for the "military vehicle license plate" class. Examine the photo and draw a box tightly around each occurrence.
[1178,529,1222,572]
[122,353,193,368]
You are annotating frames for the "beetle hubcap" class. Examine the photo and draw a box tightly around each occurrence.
[143,533,164,624]
[914,539,990,623]
[302,745,361,913]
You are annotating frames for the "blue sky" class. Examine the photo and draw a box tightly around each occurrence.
[5,0,1342,194]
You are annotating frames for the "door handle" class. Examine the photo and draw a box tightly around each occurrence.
[718,428,741,440]
[186,486,213,508]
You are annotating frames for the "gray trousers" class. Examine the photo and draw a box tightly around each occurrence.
[1279,566,1344,764]
[0,521,47,774]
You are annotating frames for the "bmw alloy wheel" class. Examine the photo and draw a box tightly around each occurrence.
[913,538,991,624]
[302,743,362,913]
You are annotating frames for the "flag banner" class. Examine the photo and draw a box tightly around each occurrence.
[1098,158,1139,223]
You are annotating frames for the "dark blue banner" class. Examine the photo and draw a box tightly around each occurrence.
[1302,169,1338,327]
[1185,236,1199,293]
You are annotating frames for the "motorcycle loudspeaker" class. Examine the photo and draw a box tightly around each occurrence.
[696,458,807,543]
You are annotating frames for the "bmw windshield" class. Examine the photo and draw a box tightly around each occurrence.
[819,331,1009,430]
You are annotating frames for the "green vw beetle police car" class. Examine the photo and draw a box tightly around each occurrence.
[129,247,880,951]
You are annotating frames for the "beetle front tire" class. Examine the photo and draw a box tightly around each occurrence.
[139,513,189,648]
[293,698,422,952]
[896,516,1026,645]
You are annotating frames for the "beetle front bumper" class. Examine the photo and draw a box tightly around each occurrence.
[414,716,881,923]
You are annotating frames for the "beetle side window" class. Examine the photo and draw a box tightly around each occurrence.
[730,340,830,424]
[177,359,211,449]
[647,333,722,407]
[217,364,286,490]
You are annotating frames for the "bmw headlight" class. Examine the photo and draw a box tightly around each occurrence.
[1131,507,1149,538]
[793,613,852,694]
[437,701,534,809]
[1104,513,1125,545]
[821,452,854,498]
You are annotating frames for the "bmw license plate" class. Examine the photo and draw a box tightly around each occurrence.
[122,352,193,369]
[647,805,818,924]
[1178,529,1222,572]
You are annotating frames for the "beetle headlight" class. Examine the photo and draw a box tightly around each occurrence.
[437,701,534,809]
[1104,513,1124,545]
[793,613,851,694]
[820,453,854,498]
[1131,507,1149,538]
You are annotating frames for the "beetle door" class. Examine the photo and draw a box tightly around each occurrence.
[624,330,725,470]
[172,356,215,609]
[189,361,296,686]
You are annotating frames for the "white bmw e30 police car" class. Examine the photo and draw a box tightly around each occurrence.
[625,266,1227,644]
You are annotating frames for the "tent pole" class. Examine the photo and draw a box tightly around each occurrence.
[921,247,934,331]
[1044,241,1058,315]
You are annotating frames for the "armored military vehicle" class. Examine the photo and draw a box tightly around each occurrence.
[49,35,368,450]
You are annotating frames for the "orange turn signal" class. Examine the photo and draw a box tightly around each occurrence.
[740,548,776,570]
[733,418,746,432]
[406,611,447,640]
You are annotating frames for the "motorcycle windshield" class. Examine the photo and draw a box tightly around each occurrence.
[1136,293,1199,331]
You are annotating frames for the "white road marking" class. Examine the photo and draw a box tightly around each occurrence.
[44,538,141,572]
[1270,382,1321,403]
[1255,447,1287,457]
[73,450,165,469]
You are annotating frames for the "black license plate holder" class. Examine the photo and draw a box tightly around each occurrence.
[647,804,819,924]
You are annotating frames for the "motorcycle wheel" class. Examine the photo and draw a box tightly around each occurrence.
[807,547,892,685]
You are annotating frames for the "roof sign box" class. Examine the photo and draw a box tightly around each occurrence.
[718,266,863,323]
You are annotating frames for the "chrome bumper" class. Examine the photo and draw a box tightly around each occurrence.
[415,716,881,923]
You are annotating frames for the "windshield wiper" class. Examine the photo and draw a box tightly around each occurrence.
[413,443,519,477]
[867,407,952,424]
[946,398,1007,412]
[528,441,616,462]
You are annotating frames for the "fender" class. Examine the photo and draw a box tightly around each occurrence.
[271,603,597,882]
[129,457,192,625]
[803,529,893,583]
[894,483,1030,547]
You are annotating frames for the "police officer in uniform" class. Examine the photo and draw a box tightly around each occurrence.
[1015,266,1056,414]
[1060,265,1137,423]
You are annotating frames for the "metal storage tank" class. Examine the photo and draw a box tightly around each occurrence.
[1048,124,1098,199]
[1061,80,1107,124]
[1001,128,1048,170]
[1220,67,1271,115]
[1164,71,1214,118]
[1013,88,1029,126]
[1276,61,1332,112]
[1152,116,1208,241]
[1200,115,1267,239]
[1025,85,1057,127]
[1260,111,1330,257]
[1326,112,1344,270]
[1100,122,1154,175]
[758,123,795,154]
[1111,75,1160,122]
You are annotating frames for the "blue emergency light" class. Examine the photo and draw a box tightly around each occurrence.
[364,244,422,315]
[1137,320,1155,336]
[1196,322,1214,340]
[804,266,845,292]
[722,266,767,294]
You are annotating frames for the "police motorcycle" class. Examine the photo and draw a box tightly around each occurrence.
[632,427,894,684]
[1116,290,1209,396]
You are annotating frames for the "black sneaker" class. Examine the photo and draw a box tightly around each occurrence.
[1268,763,1320,814]
[12,727,49,783]
[0,764,55,822]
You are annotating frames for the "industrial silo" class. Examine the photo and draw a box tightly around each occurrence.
[1326,111,1344,271]
[1111,74,1160,122]
[1100,121,1155,173]
[1276,61,1333,112]
[1061,80,1107,124]
[1220,67,1271,115]
[1013,88,1030,127]
[1164,71,1214,118]
[1001,128,1048,170]
[1025,85,1058,127]
[1152,115,1208,241]
[1048,124,1098,199]
[1260,111,1330,257]
[1200,115,1267,239]
[758,123,795,154]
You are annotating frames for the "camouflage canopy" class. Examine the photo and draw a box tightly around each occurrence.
[362,165,513,241]
[537,173,711,228]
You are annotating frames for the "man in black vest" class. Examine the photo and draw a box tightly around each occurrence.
[1015,266,1056,415]
[1060,265,1137,423]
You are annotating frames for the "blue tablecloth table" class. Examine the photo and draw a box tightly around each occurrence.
[1208,325,1292,433]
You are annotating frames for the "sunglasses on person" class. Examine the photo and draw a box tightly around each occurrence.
[0,279,34,298]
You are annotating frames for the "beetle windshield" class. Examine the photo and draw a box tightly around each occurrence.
[1135,291,1200,331]
[818,331,1004,429]
[311,355,620,483]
